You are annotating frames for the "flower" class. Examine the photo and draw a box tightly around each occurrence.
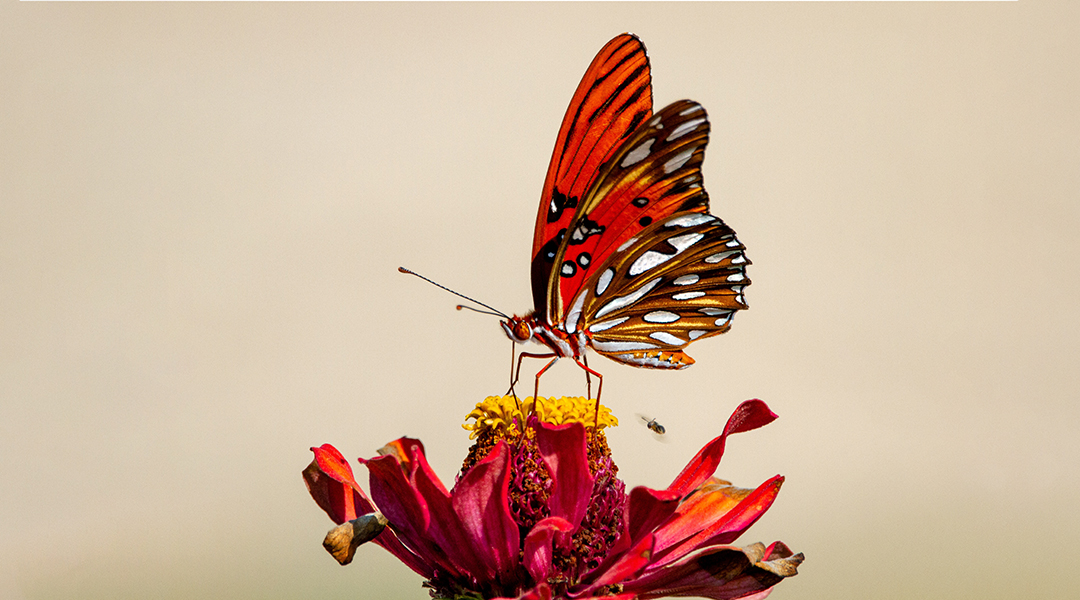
[303,396,803,599]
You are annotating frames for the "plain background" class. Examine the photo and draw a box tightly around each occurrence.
[2,1,1078,599]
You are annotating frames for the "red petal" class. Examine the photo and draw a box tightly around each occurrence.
[366,451,464,579]
[304,444,374,523]
[626,486,682,544]
[622,543,796,600]
[585,533,655,590]
[535,419,595,537]
[408,444,491,581]
[453,441,523,588]
[304,444,432,577]
[522,517,574,585]
[651,476,784,568]
[666,400,777,497]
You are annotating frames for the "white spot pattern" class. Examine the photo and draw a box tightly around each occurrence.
[650,331,685,345]
[665,213,714,228]
[595,277,662,319]
[673,291,705,300]
[673,274,699,285]
[621,138,655,168]
[617,236,640,252]
[596,268,615,296]
[628,232,703,276]
[588,316,629,333]
[663,148,695,174]
[667,117,706,141]
[680,105,703,116]
[705,250,738,264]
[689,330,708,340]
[565,292,587,333]
[643,311,680,323]
[727,273,746,282]
[592,340,659,352]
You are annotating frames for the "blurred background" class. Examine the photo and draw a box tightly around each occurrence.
[2,2,1077,599]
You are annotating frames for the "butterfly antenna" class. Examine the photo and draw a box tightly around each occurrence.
[398,267,511,319]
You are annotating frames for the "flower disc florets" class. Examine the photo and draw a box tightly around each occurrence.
[460,396,624,594]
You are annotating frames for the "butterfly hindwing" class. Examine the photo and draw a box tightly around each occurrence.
[531,34,653,321]
[546,100,714,324]
[563,212,750,369]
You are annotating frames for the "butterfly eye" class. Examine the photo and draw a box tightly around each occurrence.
[501,318,533,344]
[514,321,533,342]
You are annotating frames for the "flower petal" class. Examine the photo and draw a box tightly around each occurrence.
[304,444,432,576]
[666,400,777,497]
[651,475,784,568]
[584,533,655,591]
[535,419,595,535]
[366,448,464,579]
[453,440,523,588]
[522,517,574,585]
[621,542,802,600]
[304,444,374,523]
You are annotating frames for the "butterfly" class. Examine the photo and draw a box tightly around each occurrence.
[500,33,751,401]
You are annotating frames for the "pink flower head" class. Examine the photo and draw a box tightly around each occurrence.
[303,396,803,599]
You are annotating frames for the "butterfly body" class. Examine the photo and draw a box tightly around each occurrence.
[500,34,749,399]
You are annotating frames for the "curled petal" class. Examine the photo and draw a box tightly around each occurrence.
[304,444,431,576]
[366,450,460,578]
[666,400,777,497]
[303,444,375,523]
[453,441,522,588]
[622,542,802,600]
[322,512,388,565]
[522,517,574,584]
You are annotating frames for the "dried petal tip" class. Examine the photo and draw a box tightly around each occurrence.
[322,512,389,565]
[463,396,618,439]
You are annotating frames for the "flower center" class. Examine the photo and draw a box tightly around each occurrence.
[458,396,626,596]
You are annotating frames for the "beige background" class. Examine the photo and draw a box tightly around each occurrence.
[2,2,1078,599]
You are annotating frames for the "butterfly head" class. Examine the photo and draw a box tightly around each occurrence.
[501,314,537,345]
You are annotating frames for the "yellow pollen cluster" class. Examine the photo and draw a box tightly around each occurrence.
[463,396,619,439]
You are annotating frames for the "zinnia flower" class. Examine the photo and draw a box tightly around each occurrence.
[303,396,803,599]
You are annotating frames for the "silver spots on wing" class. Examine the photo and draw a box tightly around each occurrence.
[680,105,704,116]
[649,331,685,345]
[595,268,615,296]
[617,236,640,252]
[727,273,746,282]
[595,277,662,319]
[699,308,730,316]
[705,250,738,264]
[588,316,629,333]
[663,148,695,174]
[672,291,706,301]
[667,117,706,141]
[592,340,659,353]
[673,274,699,286]
[565,292,587,334]
[628,232,704,277]
[621,138,655,168]
[643,311,680,324]
[688,330,708,340]
[665,213,714,228]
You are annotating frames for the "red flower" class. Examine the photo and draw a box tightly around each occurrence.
[303,397,803,599]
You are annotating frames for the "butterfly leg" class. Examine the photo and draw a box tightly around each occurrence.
[532,356,560,414]
[571,357,604,429]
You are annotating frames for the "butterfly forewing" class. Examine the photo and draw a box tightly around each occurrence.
[546,100,715,324]
[567,212,750,369]
[531,34,653,322]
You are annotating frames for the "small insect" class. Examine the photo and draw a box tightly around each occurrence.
[637,414,666,435]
